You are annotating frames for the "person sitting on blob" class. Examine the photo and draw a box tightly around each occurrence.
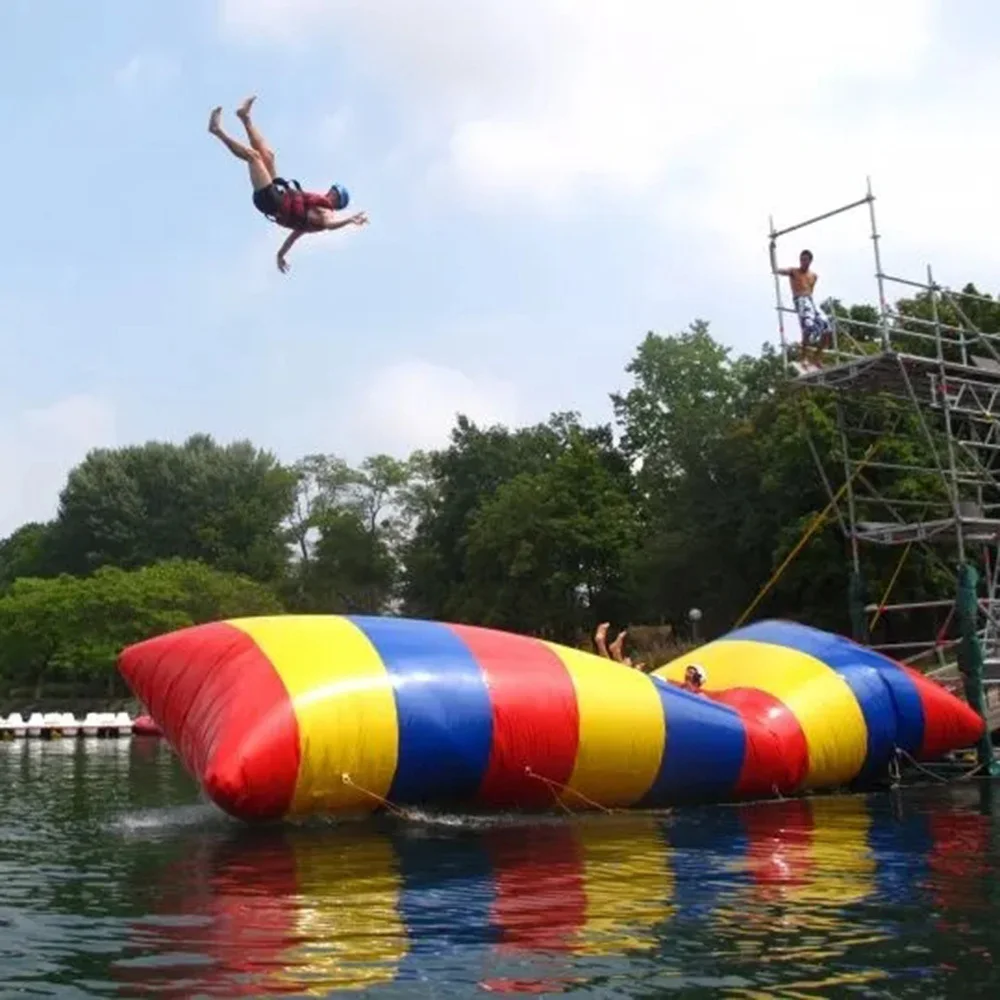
[208,96,369,273]
[679,664,707,693]
[769,242,832,371]
[593,623,708,694]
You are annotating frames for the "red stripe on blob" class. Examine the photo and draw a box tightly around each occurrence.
[117,622,300,820]
[711,689,809,795]
[449,625,579,808]
[900,664,986,759]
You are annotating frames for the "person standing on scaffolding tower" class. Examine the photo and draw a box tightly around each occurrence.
[770,242,832,371]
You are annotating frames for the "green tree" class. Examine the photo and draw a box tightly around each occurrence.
[47,435,297,583]
[284,453,415,614]
[0,522,57,592]
[0,560,283,695]
[611,318,954,638]
[402,413,635,629]
[458,427,639,638]
[285,453,356,565]
[298,510,398,614]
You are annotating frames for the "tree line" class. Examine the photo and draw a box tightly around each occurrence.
[4,280,998,697]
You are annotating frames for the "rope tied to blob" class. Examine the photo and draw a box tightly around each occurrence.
[523,765,615,815]
[341,772,412,819]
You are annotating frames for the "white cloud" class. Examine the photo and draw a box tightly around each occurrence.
[218,1,934,202]
[348,360,520,456]
[218,1,1000,322]
[0,396,117,537]
[114,52,179,93]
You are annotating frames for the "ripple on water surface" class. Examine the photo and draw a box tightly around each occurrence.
[1,738,999,997]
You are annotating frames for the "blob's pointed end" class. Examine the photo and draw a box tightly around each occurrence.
[902,665,986,758]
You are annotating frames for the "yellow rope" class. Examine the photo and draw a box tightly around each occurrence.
[868,541,912,632]
[341,772,410,819]
[734,441,880,629]
[524,765,615,814]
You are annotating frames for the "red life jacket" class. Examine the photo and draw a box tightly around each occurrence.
[269,178,335,231]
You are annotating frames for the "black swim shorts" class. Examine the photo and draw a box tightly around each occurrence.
[252,182,283,217]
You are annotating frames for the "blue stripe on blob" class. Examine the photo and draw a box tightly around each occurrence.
[349,616,494,805]
[729,620,925,773]
[640,681,746,806]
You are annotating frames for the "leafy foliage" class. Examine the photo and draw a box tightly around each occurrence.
[0,560,281,693]
[46,434,297,583]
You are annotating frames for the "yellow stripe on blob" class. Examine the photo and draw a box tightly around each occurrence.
[546,644,665,808]
[657,639,868,790]
[230,616,399,815]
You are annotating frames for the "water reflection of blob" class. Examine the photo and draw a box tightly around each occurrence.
[115,835,301,998]
[740,798,816,896]
[708,797,891,997]
[729,796,880,949]
[478,815,675,994]
[486,824,584,955]
[865,794,935,910]
[114,795,993,997]
[574,815,674,955]
[281,831,407,993]
[666,806,750,922]
[116,829,407,997]
[393,821,497,963]
[781,797,875,906]
[927,806,992,914]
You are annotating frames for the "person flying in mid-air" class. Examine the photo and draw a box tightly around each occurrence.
[770,243,832,371]
[208,96,369,273]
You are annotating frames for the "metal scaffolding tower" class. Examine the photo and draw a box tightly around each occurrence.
[768,179,999,771]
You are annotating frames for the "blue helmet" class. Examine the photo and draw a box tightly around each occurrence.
[328,183,350,209]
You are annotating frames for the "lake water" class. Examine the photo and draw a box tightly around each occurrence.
[1,738,999,999]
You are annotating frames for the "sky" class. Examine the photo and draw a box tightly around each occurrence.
[3,0,1000,536]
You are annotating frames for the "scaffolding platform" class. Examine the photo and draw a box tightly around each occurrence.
[854,516,1000,546]
[790,350,1000,414]
[768,179,1000,764]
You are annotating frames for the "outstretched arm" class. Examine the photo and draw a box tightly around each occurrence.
[323,210,370,233]
[276,230,305,273]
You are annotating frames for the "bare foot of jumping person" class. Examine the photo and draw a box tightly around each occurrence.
[208,106,223,134]
[236,95,257,122]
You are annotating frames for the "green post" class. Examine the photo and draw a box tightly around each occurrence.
[849,571,868,644]
[956,561,997,774]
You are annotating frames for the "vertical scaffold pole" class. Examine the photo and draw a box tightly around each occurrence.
[927,263,995,774]
[866,177,891,351]
[929,264,967,565]
[769,214,789,372]
[957,560,996,774]
[835,402,867,642]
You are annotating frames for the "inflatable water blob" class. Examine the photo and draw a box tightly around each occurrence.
[116,615,985,823]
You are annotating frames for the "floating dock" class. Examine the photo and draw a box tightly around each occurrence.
[0,711,152,739]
